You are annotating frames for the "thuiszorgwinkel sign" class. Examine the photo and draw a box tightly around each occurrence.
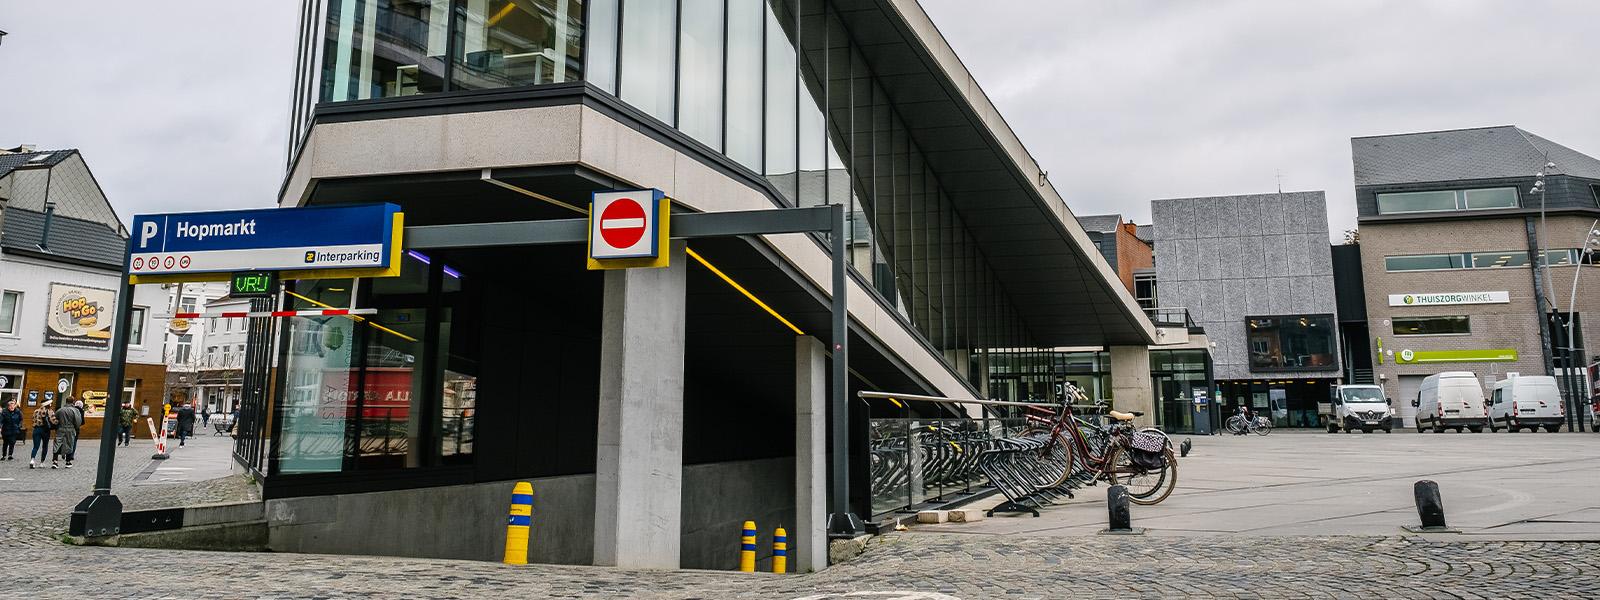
[1388,291,1510,307]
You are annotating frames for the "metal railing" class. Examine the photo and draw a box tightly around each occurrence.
[1144,306,1197,329]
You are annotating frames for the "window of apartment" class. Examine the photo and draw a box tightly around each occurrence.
[175,334,193,364]
[1393,316,1471,336]
[0,290,20,335]
[1134,272,1158,310]
[207,347,218,368]
[128,307,146,345]
[1246,314,1337,371]
[179,296,196,313]
[1376,187,1520,214]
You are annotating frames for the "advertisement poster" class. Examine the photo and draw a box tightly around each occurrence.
[44,283,117,349]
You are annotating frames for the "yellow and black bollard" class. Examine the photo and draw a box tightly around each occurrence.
[772,526,788,573]
[739,520,757,572]
[503,482,533,565]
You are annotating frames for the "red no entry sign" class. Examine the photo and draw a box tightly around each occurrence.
[599,198,647,249]
[589,188,667,268]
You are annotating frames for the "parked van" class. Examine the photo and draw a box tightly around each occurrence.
[1413,372,1488,433]
[1319,384,1395,433]
[1489,375,1564,433]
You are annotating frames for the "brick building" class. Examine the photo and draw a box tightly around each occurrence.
[1352,126,1600,428]
[1076,214,1154,296]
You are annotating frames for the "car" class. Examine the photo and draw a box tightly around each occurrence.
[1489,375,1564,432]
[1413,372,1488,433]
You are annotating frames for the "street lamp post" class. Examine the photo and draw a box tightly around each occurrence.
[1565,221,1600,432]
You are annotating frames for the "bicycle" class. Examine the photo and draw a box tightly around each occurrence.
[1031,383,1178,505]
[1226,410,1272,436]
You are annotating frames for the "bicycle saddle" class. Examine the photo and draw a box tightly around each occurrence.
[1107,410,1142,421]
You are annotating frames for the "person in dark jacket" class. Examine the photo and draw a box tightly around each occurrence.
[0,399,23,460]
[175,402,197,447]
[118,402,137,446]
[53,399,84,469]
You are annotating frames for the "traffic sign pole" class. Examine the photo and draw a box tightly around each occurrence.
[71,238,135,538]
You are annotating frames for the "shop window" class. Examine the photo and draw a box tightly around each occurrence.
[1392,316,1470,336]
[1246,314,1337,371]
[0,370,22,408]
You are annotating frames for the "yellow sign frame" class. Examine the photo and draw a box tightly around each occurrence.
[586,197,671,270]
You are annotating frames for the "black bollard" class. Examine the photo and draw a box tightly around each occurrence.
[1106,485,1132,532]
[1180,438,1193,458]
[1412,480,1450,531]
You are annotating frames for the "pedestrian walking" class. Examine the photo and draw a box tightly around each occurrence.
[52,398,84,468]
[29,401,57,468]
[118,402,137,447]
[176,402,196,447]
[0,399,23,460]
[230,407,239,433]
[202,404,212,428]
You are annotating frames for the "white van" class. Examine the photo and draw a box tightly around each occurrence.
[1489,375,1565,433]
[1413,372,1488,433]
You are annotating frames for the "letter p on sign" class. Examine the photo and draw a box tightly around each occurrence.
[139,221,160,249]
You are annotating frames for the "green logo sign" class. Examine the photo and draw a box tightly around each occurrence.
[1403,295,1415,304]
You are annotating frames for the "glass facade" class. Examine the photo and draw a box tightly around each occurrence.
[1246,314,1338,372]
[274,253,478,474]
[1392,316,1470,336]
[306,0,1033,391]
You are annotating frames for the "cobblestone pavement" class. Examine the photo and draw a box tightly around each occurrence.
[0,434,256,547]
[8,532,1600,598]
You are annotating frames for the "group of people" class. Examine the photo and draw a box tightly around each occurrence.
[0,398,231,468]
[0,396,86,468]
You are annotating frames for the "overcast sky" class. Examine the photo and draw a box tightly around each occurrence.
[3,1,1599,242]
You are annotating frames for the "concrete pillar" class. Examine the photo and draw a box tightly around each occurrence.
[1109,345,1155,428]
[794,335,826,572]
[593,241,688,569]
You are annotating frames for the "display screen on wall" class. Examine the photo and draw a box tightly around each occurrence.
[1246,314,1337,371]
[44,283,117,350]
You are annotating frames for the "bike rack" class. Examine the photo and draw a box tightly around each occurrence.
[860,391,1109,519]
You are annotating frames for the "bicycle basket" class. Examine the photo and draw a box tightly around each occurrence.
[1130,431,1167,453]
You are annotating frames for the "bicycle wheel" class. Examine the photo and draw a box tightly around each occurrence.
[1021,428,1072,487]
[1225,415,1245,434]
[1105,445,1177,505]
[1254,417,1272,436]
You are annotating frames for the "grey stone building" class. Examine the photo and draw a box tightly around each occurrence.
[1152,191,1340,427]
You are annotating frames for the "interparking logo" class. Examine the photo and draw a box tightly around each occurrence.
[304,251,316,263]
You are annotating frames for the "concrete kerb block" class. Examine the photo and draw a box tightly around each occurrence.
[947,508,985,523]
[915,510,948,524]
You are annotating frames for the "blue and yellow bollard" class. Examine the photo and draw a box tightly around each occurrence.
[739,520,757,572]
[503,482,533,565]
[772,526,788,573]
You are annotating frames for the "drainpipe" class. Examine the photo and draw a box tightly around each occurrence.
[38,200,56,252]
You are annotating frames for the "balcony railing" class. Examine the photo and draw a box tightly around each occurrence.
[1145,306,1197,329]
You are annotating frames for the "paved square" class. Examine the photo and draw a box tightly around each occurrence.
[921,429,1600,539]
